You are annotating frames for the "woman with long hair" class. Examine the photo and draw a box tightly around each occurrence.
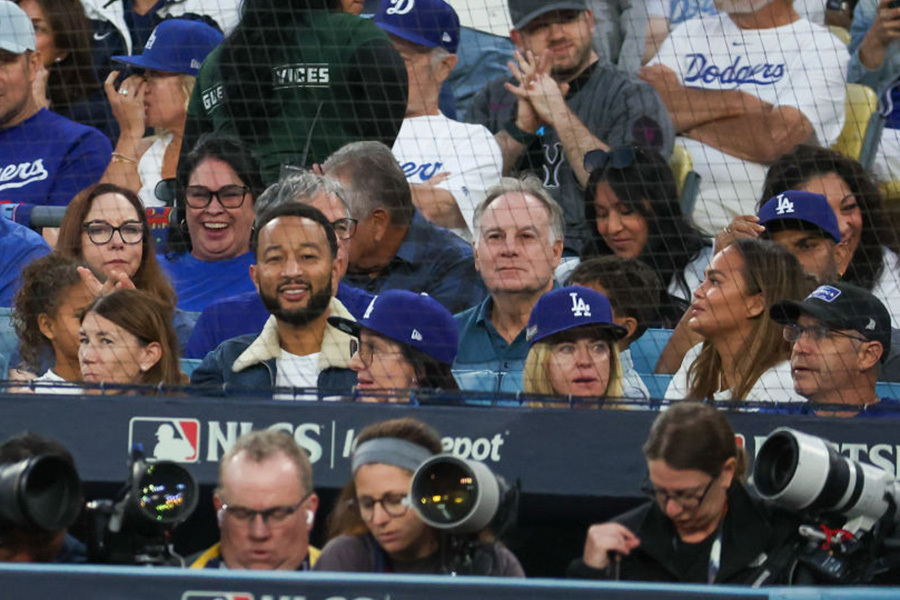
[664,239,810,403]
[161,135,265,312]
[522,286,629,405]
[315,417,523,575]
[761,144,900,327]
[11,253,93,392]
[581,146,712,325]
[102,19,223,206]
[328,290,459,402]
[78,288,182,389]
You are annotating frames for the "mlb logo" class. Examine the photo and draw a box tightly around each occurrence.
[129,417,200,463]
[734,433,745,449]
[182,593,253,600]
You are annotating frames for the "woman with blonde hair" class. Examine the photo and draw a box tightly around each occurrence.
[523,286,628,405]
[665,239,810,403]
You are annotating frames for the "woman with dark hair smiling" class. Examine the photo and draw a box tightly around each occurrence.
[161,135,266,313]
[580,146,712,324]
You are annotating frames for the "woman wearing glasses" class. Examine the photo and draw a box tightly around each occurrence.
[328,289,459,402]
[570,402,800,584]
[161,135,266,312]
[578,146,712,325]
[664,239,809,405]
[316,417,523,575]
[55,183,195,347]
[522,286,629,405]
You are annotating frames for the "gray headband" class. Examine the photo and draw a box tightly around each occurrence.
[351,438,433,474]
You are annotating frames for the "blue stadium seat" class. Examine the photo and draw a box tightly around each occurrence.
[640,373,673,400]
[876,381,900,399]
[629,328,674,374]
[179,358,202,378]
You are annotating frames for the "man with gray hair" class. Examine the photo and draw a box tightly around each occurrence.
[453,177,564,392]
[373,0,503,240]
[322,140,484,314]
[184,172,375,359]
[191,429,320,570]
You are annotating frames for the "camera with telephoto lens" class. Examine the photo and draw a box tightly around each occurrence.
[408,453,518,575]
[754,427,900,584]
[85,445,198,566]
[0,454,83,535]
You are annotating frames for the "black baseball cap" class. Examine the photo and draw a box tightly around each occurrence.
[508,0,588,30]
[770,282,892,361]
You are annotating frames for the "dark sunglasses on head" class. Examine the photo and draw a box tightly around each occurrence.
[583,145,644,174]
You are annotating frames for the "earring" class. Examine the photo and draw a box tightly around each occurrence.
[54,56,63,63]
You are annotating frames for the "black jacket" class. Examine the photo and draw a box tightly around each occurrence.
[568,483,801,585]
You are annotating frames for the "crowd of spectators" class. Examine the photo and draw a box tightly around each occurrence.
[3,0,900,585]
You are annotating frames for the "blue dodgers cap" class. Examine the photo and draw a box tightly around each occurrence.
[111,19,223,76]
[758,190,841,244]
[526,286,628,346]
[0,1,35,54]
[374,0,460,53]
[328,290,459,365]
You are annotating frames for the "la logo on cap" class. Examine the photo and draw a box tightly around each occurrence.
[570,292,591,317]
[775,193,794,215]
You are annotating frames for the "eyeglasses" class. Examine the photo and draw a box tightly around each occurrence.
[353,492,411,521]
[550,340,610,362]
[583,145,645,173]
[349,338,405,367]
[219,491,313,526]
[184,185,249,209]
[332,217,358,240]
[82,220,144,245]
[783,323,867,344]
[641,476,717,510]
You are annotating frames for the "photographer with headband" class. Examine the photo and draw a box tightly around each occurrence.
[569,402,800,584]
[315,417,523,576]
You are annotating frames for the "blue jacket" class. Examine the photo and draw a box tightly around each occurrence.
[191,298,357,396]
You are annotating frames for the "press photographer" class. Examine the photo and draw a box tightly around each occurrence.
[0,432,85,563]
[315,417,523,576]
[569,402,801,584]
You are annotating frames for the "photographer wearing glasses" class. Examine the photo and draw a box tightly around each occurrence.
[315,417,523,576]
[769,283,900,417]
[191,430,319,570]
[570,402,800,584]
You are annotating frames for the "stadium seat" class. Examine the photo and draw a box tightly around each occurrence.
[179,358,202,378]
[876,381,900,399]
[832,83,884,170]
[640,373,673,400]
[629,328,674,374]
[669,143,701,216]
[828,25,851,46]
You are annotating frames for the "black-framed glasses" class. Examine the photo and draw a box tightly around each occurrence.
[332,217,358,240]
[641,476,717,510]
[219,491,313,526]
[783,323,867,344]
[82,220,144,245]
[583,145,644,173]
[184,184,249,209]
[352,492,411,521]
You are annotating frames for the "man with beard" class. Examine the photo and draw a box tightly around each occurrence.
[467,0,673,257]
[640,0,847,234]
[191,202,357,397]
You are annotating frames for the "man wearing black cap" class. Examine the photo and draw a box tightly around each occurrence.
[771,283,900,417]
[467,0,673,256]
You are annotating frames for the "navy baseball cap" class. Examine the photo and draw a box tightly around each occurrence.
[758,190,841,244]
[328,290,459,365]
[112,19,223,76]
[526,286,628,346]
[374,0,460,53]
[770,282,892,361]
[508,0,588,30]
